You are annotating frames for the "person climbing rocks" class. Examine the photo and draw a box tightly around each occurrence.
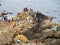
[4,16,7,22]
[26,16,30,23]
[13,20,16,28]
[36,11,43,23]
[16,19,19,25]
[29,8,33,16]
[30,8,33,12]
[35,38,39,45]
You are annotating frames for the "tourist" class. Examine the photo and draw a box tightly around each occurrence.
[8,19,11,23]
[13,20,16,28]
[12,18,14,21]
[26,16,30,23]
[36,18,38,23]
[7,18,11,23]
[4,16,7,22]
[16,19,19,25]
[35,38,39,45]
[29,8,33,16]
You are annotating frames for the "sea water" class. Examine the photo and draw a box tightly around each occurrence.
[0,0,60,23]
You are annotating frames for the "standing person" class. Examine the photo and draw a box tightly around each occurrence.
[12,18,14,21]
[26,16,30,23]
[16,19,19,25]
[29,8,33,16]
[36,11,41,23]
[35,18,38,23]
[12,20,16,28]
[4,16,7,22]
[35,38,39,45]
[7,18,11,23]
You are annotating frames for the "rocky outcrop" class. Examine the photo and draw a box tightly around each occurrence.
[51,39,60,45]
[14,35,29,43]
[54,31,60,38]
[0,30,13,45]
[41,19,54,29]
[0,8,60,45]
[43,39,60,45]
[42,29,55,38]
[0,12,12,17]
[57,24,60,30]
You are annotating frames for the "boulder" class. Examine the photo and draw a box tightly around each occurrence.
[0,30,13,45]
[42,29,55,38]
[51,39,60,45]
[57,24,60,30]
[34,33,42,38]
[43,42,54,45]
[41,19,54,29]
[2,12,8,15]
[48,16,54,20]
[44,38,53,43]
[14,35,29,43]
[54,31,60,38]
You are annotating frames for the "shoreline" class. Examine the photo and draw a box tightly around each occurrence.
[0,8,60,45]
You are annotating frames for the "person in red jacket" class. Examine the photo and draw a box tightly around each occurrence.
[35,38,39,45]
[8,19,11,23]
